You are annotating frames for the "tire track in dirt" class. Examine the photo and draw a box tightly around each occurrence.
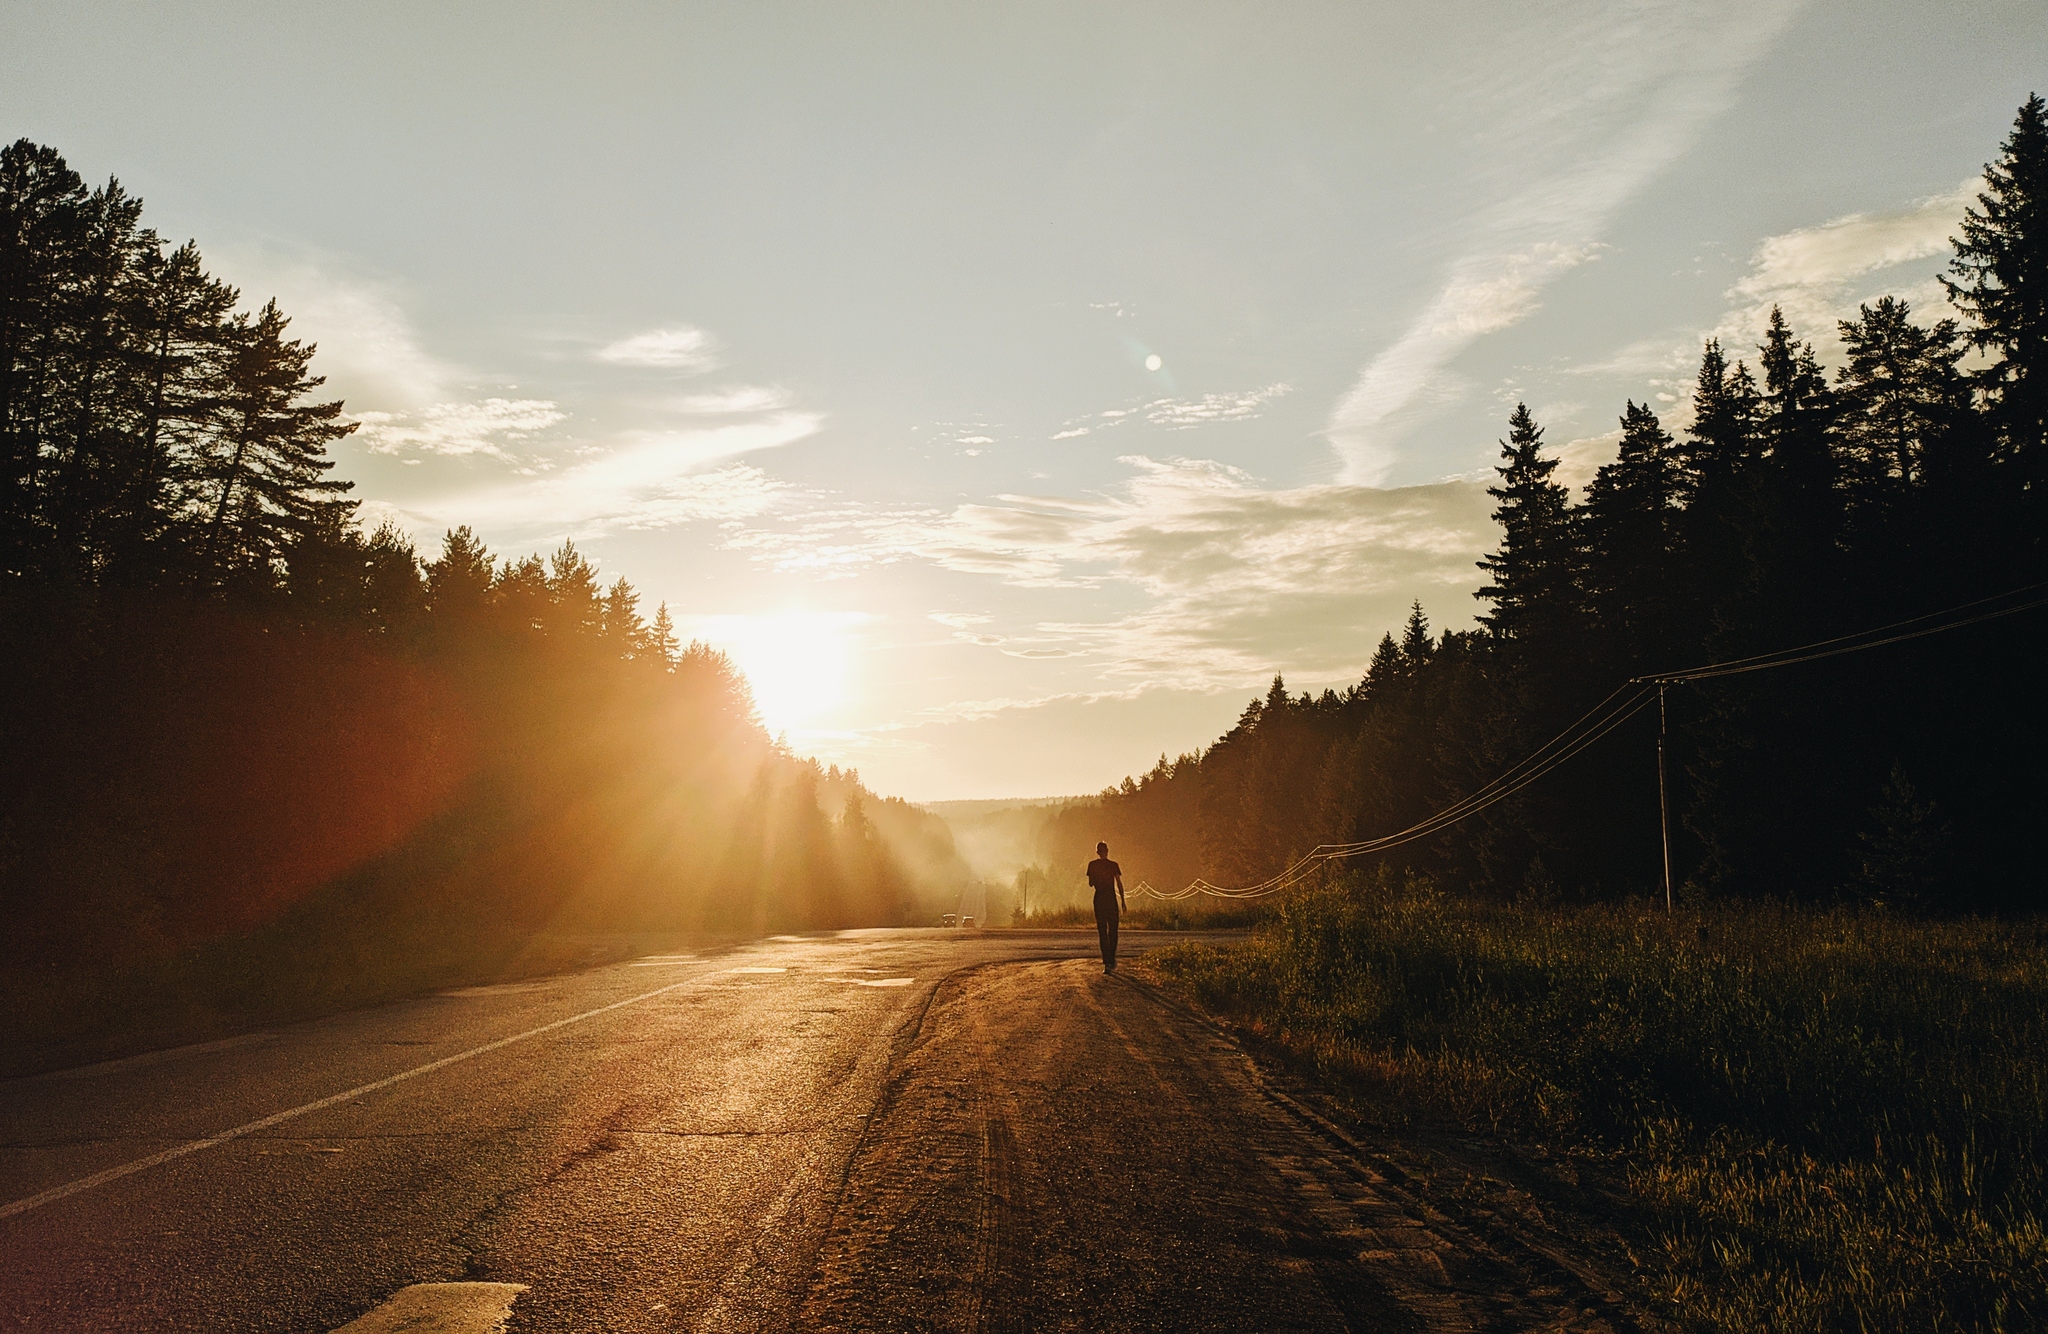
[800,958,1630,1332]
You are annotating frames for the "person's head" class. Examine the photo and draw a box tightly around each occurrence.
[1097,841,1108,857]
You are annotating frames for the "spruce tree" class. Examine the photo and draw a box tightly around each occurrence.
[648,602,681,670]
[1944,94,2048,482]
[1475,403,1579,643]
[600,575,647,658]
[1582,400,1684,671]
[425,525,495,617]
[544,540,602,639]
[1399,599,1433,667]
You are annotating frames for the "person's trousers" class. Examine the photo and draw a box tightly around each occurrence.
[1093,890,1119,971]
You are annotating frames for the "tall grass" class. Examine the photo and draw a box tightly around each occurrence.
[1009,900,1276,930]
[1146,870,2048,1333]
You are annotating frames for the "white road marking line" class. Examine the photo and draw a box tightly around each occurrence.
[330,1281,528,1333]
[0,979,696,1221]
[840,978,915,988]
[727,966,787,974]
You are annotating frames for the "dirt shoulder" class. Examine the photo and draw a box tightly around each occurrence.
[800,957,1650,1333]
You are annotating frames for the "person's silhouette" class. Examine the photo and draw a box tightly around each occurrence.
[1086,842,1126,973]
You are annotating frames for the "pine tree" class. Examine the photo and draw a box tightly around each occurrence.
[648,602,681,670]
[1835,297,1969,506]
[425,525,495,617]
[544,539,601,638]
[1758,306,1838,507]
[0,140,90,571]
[200,299,355,584]
[494,554,550,634]
[1362,631,1403,694]
[1582,400,1684,670]
[120,241,236,581]
[1944,94,2048,481]
[1679,339,1763,496]
[42,177,155,579]
[1475,404,1579,643]
[599,575,647,658]
[1399,600,1433,667]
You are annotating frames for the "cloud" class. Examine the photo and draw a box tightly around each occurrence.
[734,455,1497,689]
[210,246,455,410]
[1326,2,1806,484]
[1047,384,1291,440]
[1551,429,1623,498]
[596,326,719,370]
[1144,383,1292,429]
[395,414,818,541]
[1708,178,1979,357]
[670,385,791,414]
[354,398,567,459]
[1567,177,1981,400]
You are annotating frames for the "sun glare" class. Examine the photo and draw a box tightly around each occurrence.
[689,612,862,736]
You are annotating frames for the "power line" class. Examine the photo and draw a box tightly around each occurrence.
[1139,582,2048,903]
[1633,582,2048,684]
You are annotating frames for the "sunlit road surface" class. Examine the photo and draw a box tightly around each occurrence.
[0,929,1625,1332]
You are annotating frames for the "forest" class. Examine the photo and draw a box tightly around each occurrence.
[1038,97,2048,920]
[0,138,970,1067]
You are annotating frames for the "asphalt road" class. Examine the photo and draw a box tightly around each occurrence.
[0,929,1633,1333]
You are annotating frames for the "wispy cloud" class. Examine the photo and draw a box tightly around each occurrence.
[1048,383,1291,440]
[1327,1,1806,484]
[670,385,791,414]
[355,398,567,459]
[391,415,818,542]
[734,456,1496,688]
[1144,383,1292,429]
[1709,178,1978,356]
[596,326,720,371]
[1568,177,1980,397]
[211,245,456,410]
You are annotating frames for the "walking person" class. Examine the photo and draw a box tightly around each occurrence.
[1086,842,1126,973]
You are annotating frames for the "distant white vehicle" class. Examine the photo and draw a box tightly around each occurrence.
[961,916,975,929]
[941,913,957,927]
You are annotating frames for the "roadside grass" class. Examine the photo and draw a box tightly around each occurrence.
[1011,901,1277,930]
[1144,869,2048,1333]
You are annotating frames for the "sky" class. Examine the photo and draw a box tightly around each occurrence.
[7,1,2045,800]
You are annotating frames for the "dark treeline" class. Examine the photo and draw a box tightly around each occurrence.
[0,138,968,1058]
[1046,98,2048,915]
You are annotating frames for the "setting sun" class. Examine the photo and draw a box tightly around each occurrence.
[686,611,865,736]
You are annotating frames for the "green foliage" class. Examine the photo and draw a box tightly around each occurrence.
[1149,877,2048,1332]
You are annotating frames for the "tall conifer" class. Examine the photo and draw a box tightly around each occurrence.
[1945,94,2048,479]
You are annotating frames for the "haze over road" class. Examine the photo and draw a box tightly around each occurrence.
[0,930,1626,1332]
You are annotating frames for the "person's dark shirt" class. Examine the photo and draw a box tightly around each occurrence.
[1087,857,1121,893]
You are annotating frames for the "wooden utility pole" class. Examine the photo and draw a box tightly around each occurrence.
[1657,683,1673,914]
